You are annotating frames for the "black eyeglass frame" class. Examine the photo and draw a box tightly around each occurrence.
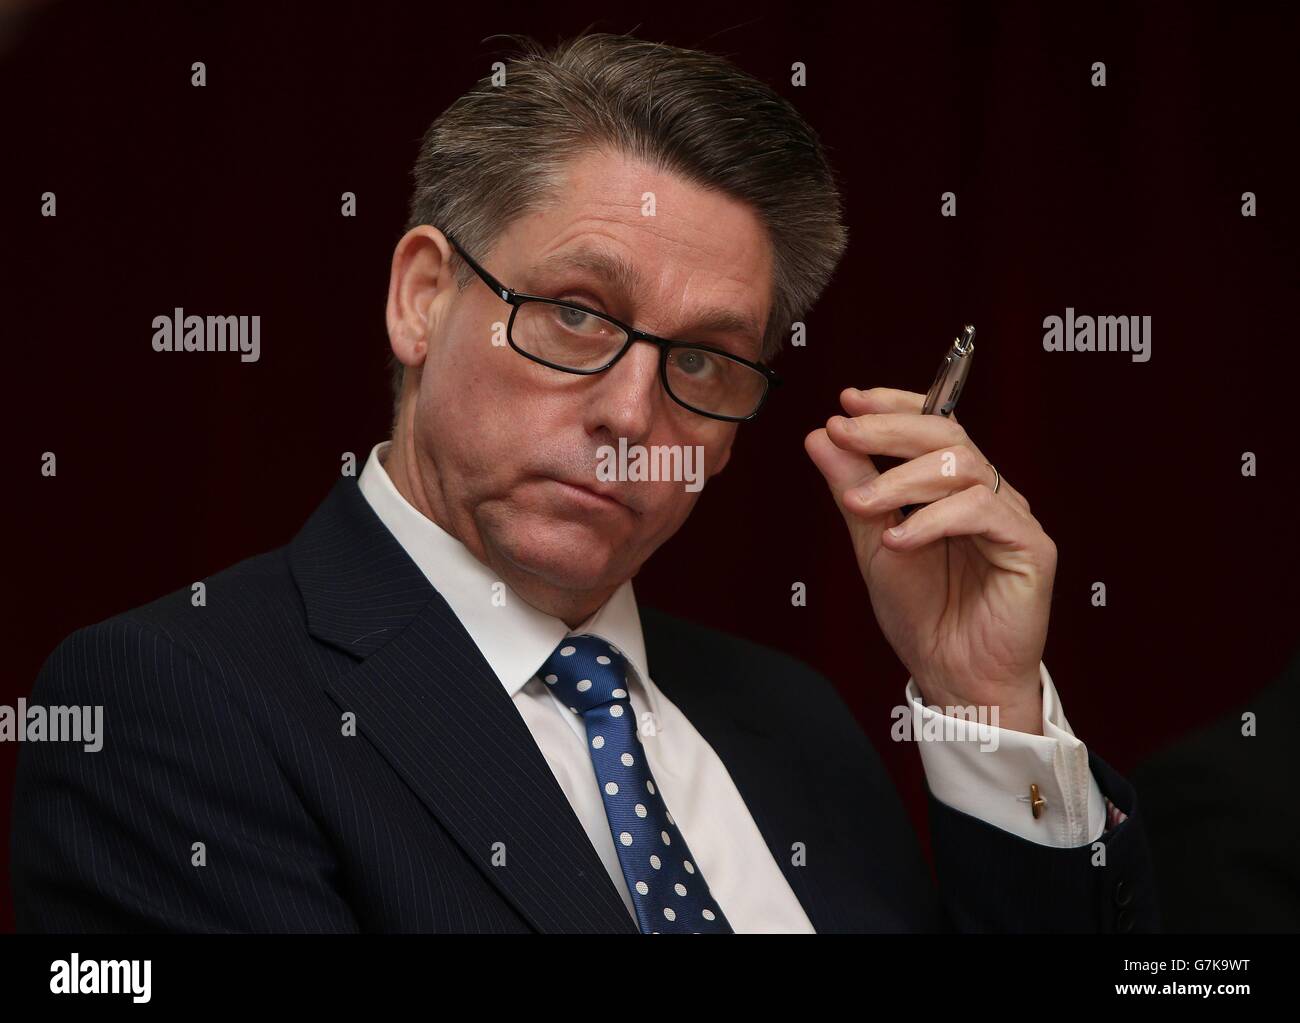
[441,230,782,422]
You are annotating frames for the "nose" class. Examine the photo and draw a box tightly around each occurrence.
[582,340,661,444]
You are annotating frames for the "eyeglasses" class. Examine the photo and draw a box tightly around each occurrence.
[442,230,781,422]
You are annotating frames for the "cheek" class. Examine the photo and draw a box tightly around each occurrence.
[421,346,564,474]
[675,422,736,479]
[424,326,511,418]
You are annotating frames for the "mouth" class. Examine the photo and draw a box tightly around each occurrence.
[545,477,637,515]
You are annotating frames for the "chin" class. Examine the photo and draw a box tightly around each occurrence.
[489,513,633,591]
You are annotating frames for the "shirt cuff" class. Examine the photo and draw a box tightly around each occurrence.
[902,662,1107,847]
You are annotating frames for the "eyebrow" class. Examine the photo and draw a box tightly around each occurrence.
[528,246,765,348]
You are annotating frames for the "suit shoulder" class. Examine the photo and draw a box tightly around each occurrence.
[37,544,301,696]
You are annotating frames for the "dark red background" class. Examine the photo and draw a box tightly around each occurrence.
[4,0,1298,932]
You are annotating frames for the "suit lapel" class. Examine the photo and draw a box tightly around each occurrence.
[290,476,636,934]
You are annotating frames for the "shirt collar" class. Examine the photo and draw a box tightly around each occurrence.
[357,441,650,698]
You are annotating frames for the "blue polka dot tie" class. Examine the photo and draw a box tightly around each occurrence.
[538,633,733,934]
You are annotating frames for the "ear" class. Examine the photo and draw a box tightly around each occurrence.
[385,225,455,370]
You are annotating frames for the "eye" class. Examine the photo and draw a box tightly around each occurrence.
[545,302,613,336]
[673,349,717,376]
[557,305,592,330]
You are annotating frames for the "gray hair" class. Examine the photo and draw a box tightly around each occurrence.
[391,31,848,417]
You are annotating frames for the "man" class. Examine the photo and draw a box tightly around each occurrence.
[12,32,1156,933]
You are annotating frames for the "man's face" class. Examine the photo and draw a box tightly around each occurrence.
[388,147,774,620]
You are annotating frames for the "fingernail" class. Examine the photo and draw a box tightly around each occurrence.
[888,525,907,539]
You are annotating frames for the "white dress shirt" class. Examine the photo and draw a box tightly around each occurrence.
[357,441,1106,932]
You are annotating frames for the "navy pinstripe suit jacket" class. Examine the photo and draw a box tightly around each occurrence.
[11,475,1159,933]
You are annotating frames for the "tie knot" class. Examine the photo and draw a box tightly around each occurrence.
[537,633,631,715]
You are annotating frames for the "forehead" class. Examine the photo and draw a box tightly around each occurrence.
[500,148,774,350]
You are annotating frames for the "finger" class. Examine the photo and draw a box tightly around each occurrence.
[993,476,1031,517]
[804,428,897,559]
[840,386,922,414]
[882,483,1044,572]
[804,426,880,502]
[826,412,979,462]
[845,445,1005,516]
[840,386,961,427]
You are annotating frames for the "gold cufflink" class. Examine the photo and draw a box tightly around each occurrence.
[1030,783,1046,819]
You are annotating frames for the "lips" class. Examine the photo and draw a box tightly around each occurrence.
[548,477,636,513]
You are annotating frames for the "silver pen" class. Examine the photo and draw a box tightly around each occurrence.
[900,325,975,518]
